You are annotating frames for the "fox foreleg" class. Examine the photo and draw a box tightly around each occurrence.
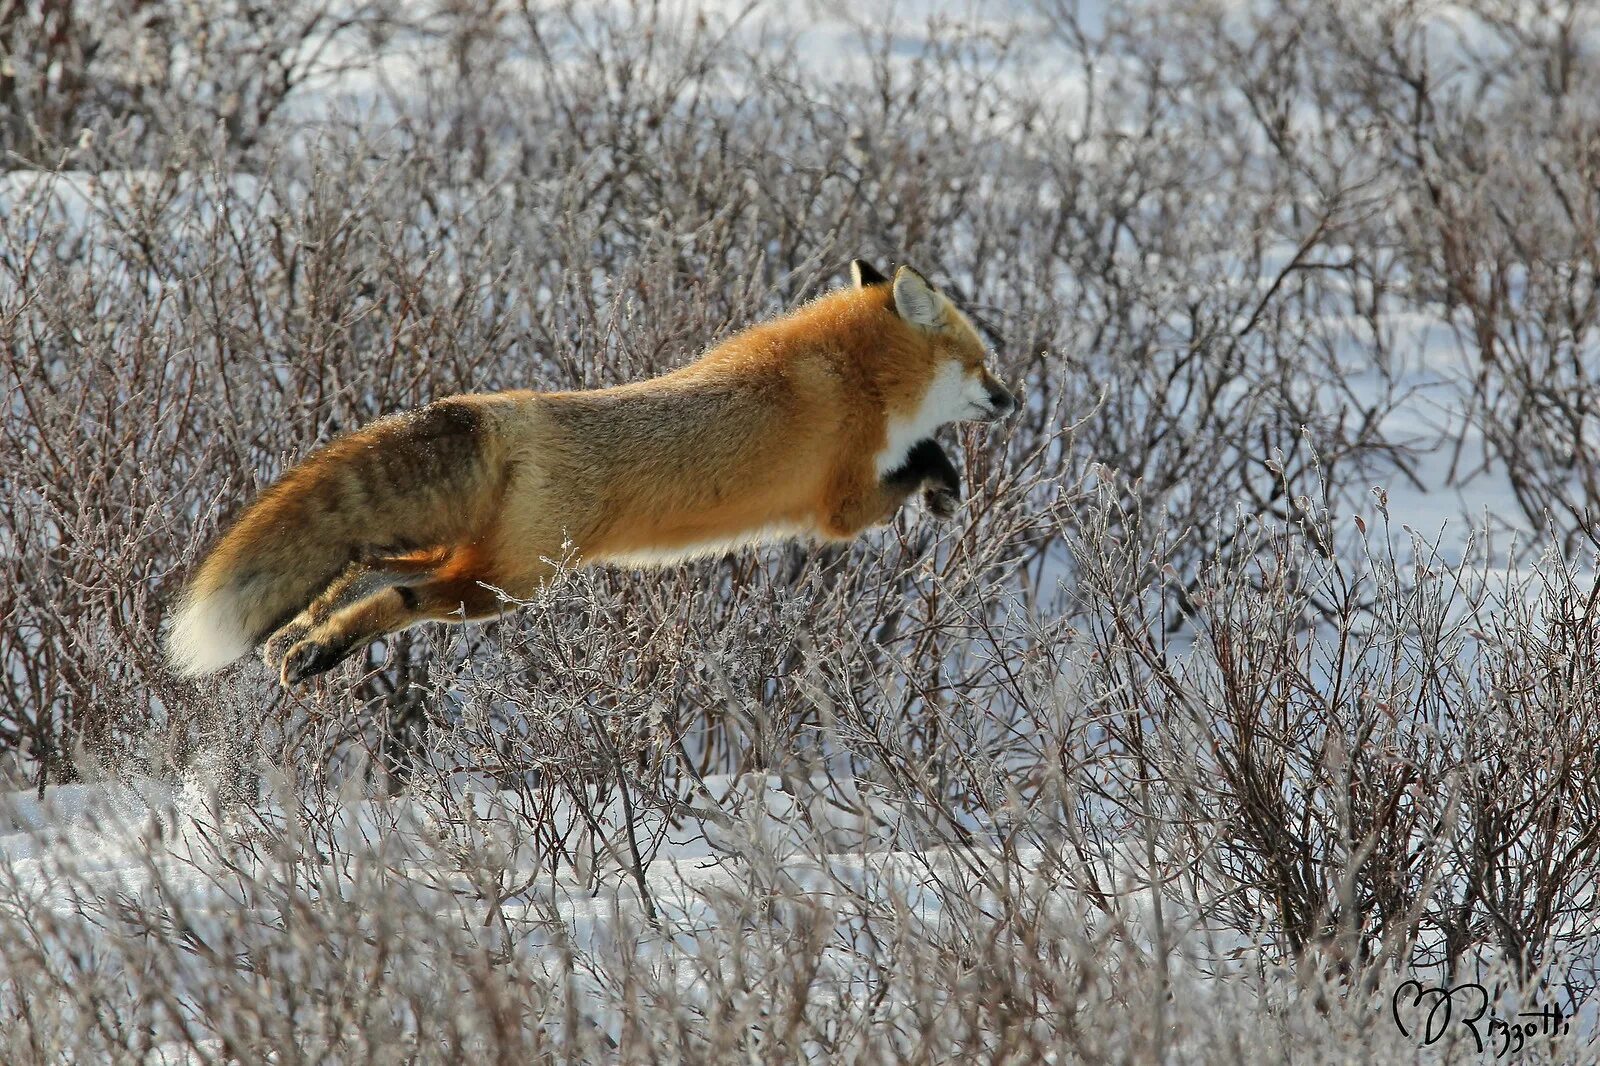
[825,439,963,538]
[884,439,962,520]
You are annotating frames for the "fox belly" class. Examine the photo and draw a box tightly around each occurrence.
[591,520,819,568]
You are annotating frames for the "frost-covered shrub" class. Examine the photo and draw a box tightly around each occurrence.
[3,0,1600,1060]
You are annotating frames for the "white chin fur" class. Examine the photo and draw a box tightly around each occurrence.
[165,591,251,677]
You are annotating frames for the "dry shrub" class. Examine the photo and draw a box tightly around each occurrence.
[1,0,1599,1061]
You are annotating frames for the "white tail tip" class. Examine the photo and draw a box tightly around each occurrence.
[165,590,252,677]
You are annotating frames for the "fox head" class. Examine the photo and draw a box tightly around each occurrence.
[850,259,1017,467]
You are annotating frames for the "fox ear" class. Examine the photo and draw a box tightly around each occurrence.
[892,266,943,329]
[850,258,890,288]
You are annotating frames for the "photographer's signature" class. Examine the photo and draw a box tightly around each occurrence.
[1392,980,1570,1058]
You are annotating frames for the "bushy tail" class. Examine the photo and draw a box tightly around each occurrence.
[166,399,505,677]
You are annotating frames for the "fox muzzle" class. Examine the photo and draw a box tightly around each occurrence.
[982,381,1018,421]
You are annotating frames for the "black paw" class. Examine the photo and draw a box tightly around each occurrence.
[279,637,357,688]
[924,485,961,520]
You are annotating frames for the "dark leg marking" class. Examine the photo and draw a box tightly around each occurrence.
[884,439,959,492]
[884,439,962,519]
[281,633,366,686]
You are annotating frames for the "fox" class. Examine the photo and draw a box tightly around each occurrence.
[166,260,1017,687]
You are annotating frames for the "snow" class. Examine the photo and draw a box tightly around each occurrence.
[0,770,1106,1026]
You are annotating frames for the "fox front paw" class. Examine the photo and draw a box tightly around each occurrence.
[923,485,961,520]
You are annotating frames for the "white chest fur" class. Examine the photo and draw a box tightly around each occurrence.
[873,362,971,476]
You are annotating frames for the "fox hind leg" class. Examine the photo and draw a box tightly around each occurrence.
[276,573,508,687]
[262,555,444,675]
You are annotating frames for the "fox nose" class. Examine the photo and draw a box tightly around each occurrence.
[987,384,1018,419]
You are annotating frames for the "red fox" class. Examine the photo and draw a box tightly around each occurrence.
[167,261,1016,686]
